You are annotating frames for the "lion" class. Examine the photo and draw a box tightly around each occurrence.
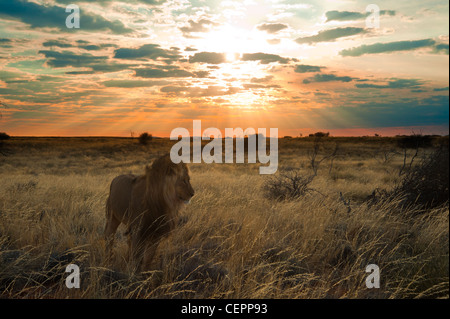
[104,154,194,272]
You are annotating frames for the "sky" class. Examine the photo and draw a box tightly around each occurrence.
[0,0,448,137]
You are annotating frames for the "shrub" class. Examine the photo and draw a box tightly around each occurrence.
[138,132,152,145]
[396,134,433,149]
[0,132,10,156]
[313,132,330,138]
[391,145,449,209]
[0,132,10,140]
[263,170,314,201]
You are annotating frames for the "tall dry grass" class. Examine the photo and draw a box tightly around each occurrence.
[0,137,448,298]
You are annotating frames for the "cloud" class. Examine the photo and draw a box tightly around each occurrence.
[189,52,227,64]
[355,78,423,89]
[42,40,73,48]
[266,39,281,45]
[114,44,181,63]
[431,43,449,55]
[243,83,281,90]
[134,66,193,78]
[160,85,240,97]
[295,27,366,44]
[0,37,28,49]
[0,38,13,48]
[89,63,134,73]
[241,52,295,64]
[303,73,355,84]
[294,64,325,73]
[250,75,274,83]
[38,48,135,74]
[0,0,132,34]
[257,23,288,34]
[130,0,167,3]
[65,71,96,75]
[38,50,108,68]
[43,39,117,51]
[0,80,107,104]
[0,70,26,82]
[193,70,211,78]
[102,80,167,88]
[55,0,167,4]
[76,40,117,51]
[434,87,449,92]
[179,18,218,38]
[340,39,447,56]
[325,10,395,22]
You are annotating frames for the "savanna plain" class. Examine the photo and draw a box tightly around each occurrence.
[0,135,448,299]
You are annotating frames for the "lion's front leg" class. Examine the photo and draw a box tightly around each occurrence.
[127,233,142,273]
[128,235,160,272]
[141,241,159,271]
[104,212,121,263]
[125,227,132,263]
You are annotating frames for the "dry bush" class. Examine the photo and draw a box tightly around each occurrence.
[263,170,314,201]
[396,134,434,149]
[392,145,449,209]
[0,132,10,156]
[0,132,10,140]
[264,137,339,201]
[138,132,152,145]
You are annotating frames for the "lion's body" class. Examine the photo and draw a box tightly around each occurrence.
[104,154,194,272]
[106,174,136,224]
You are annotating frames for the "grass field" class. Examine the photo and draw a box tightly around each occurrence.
[0,136,448,298]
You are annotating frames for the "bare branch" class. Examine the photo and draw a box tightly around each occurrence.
[308,137,339,176]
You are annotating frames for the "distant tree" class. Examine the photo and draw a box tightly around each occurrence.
[0,101,9,155]
[397,133,433,149]
[0,132,10,140]
[0,132,9,156]
[283,136,292,139]
[138,132,152,145]
[374,133,380,137]
[313,132,330,138]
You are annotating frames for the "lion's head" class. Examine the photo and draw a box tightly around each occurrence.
[146,154,194,209]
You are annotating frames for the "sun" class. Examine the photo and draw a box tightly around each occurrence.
[225,52,239,62]
[199,24,270,59]
[184,23,282,110]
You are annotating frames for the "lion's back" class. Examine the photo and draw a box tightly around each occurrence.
[108,174,137,221]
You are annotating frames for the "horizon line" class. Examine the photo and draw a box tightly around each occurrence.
[6,134,449,138]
